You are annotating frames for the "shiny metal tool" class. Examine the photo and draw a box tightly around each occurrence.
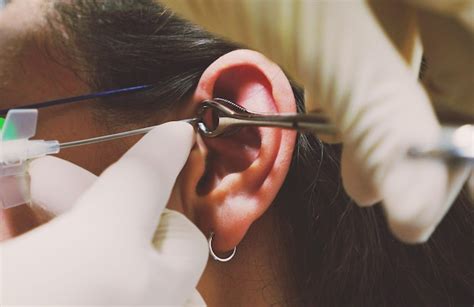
[194,98,473,164]
[196,98,337,137]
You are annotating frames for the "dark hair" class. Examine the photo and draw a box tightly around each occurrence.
[46,1,473,306]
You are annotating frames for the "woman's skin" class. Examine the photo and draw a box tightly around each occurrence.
[0,2,297,305]
[0,0,123,238]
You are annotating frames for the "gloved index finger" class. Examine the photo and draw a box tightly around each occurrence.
[73,121,196,242]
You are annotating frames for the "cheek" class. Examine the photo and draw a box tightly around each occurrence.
[32,103,128,175]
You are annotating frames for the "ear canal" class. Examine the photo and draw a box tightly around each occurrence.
[196,126,261,195]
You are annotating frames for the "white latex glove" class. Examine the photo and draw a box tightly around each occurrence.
[159,0,473,243]
[0,122,208,306]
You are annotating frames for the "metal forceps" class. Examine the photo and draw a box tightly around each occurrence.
[196,98,337,137]
[194,98,474,163]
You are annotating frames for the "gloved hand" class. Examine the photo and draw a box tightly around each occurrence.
[0,122,208,306]
[160,0,473,243]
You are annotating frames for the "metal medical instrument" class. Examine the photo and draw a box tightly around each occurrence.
[0,86,472,209]
[196,98,473,163]
[196,98,337,137]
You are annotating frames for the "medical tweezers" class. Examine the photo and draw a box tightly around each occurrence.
[60,118,198,149]
[196,98,337,137]
[59,97,473,163]
[195,98,473,163]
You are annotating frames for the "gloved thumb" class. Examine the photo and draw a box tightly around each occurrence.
[29,156,96,216]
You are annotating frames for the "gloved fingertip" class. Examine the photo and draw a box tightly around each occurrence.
[388,219,436,244]
[340,148,382,207]
[142,121,195,150]
[342,187,380,208]
[147,121,196,150]
[380,154,451,241]
[125,121,196,176]
[383,199,440,244]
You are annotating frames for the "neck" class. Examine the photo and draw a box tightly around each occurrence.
[197,209,297,306]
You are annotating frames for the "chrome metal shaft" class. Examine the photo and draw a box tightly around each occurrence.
[60,118,197,149]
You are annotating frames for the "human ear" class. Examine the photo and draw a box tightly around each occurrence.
[177,49,297,253]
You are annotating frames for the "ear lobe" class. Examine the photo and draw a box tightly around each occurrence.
[179,50,296,253]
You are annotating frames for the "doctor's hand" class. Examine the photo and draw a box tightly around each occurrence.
[0,122,208,306]
[160,0,473,243]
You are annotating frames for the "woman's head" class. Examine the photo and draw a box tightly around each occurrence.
[1,0,473,305]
